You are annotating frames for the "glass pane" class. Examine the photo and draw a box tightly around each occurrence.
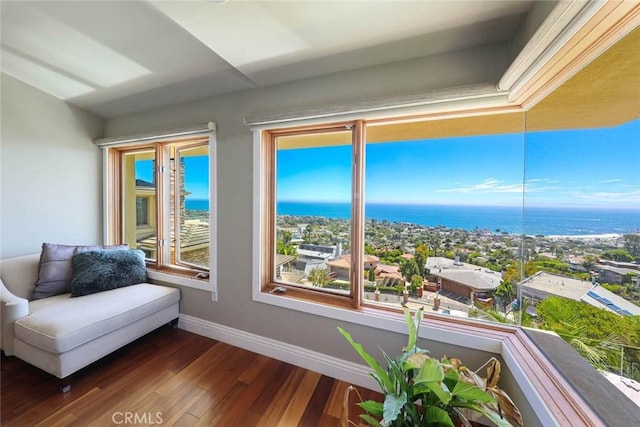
[275,130,353,295]
[524,29,640,379]
[122,150,156,261]
[364,115,525,320]
[176,145,210,268]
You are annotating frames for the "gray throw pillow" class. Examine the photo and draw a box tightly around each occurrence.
[70,249,147,297]
[32,243,128,300]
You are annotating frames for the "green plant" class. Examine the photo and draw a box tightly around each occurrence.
[338,307,522,427]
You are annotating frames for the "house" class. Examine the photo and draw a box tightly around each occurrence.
[374,263,404,286]
[595,263,640,286]
[134,176,210,265]
[295,243,341,263]
[2,1,639,425]
[567,256,589,273]
[426,257,501,301]
[518,271,640,316]
[518,271,595,303]
[327,254,379,281]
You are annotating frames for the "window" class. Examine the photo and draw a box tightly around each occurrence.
[136,197,150,226]
[106,136,211,276]
[256,28,639,384]
[260,116,526,311]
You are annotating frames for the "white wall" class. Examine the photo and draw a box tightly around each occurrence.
[0,74,104,258]
[0,44,543,424]
[104,44,513,361]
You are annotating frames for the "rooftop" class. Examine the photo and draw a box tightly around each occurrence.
[582,286,640,316]
[426,257,501,291]
[595,263,640,276]
[519,271,640,316]
[519,271,593,301]
[432,268,501,291]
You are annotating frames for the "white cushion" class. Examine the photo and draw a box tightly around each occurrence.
[14,283,179,353]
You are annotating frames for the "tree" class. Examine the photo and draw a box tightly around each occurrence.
[304,224,313,240]
[602,249,633,262]
[414,244,429,277]
[280,230,292,244]
[623,234,640,258]
[276,239,297,256]
[367,268,376,282]
[399,258,419,281]
[582,254,597,271]
[308,268,329,287]
[502,261,523,283]
[410,274,423,291]
[536,297,640,378]
[426,233,442,256]
[494,280,516,303]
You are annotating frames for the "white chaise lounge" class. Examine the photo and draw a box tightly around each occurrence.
[0,247,180,392]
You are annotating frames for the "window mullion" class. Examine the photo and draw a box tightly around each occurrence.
[351,120,366,308]
[155,144,168,268]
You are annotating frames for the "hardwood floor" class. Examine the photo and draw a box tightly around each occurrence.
[1,327,381,426]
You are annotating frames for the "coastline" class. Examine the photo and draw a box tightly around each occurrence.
[276,201,640,238]
[545,233,623,241]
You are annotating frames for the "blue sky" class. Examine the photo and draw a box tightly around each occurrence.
[135,155,209,200]
[182,156,209,199]
[277,118,640,209]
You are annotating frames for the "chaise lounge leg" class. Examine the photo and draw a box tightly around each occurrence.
[169,318,179,329]
[60,376,72,393]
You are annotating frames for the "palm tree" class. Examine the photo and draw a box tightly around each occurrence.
[494,280,516,305]
[473,299,535,328]
[276,239,297,256]
[308,267,329,287]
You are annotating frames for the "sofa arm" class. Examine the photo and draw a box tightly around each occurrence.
[0,278,29,356]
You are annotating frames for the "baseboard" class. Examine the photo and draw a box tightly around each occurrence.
[178,314,378,390]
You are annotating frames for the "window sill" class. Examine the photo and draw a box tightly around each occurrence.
[148,268,216,299]
[253,288,603,425]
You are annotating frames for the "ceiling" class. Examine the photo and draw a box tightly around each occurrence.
[0,0,538,118]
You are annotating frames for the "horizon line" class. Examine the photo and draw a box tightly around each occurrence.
[276,200,640,210]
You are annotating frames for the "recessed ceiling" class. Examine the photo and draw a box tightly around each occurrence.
[1,0,537,118]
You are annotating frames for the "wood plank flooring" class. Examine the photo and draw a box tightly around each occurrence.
[1,326,381,426]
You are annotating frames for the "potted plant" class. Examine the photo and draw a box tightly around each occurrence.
[338,307,522,426]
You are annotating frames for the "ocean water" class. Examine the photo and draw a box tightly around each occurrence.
[276,201,639,236]
[185,199,209,211]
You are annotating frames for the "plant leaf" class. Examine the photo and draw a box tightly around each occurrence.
[414,358,444,384]
[338,327,394,393]
[452,381,495,403]
[382,392,407,424]
[404,353,431,371]
[414,358,452,404]
[405,308,417,352]
[485,358,501,389]
[466,404,515,427]
[487,388,523,427]
[451,407,473,427]
[360,413,382,427]
[358,400,384,417]
[424,406,455,427]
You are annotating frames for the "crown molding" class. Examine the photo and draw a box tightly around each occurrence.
[506,1,640,109]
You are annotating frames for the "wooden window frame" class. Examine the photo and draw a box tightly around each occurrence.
[255,111,606,425]
[259,111,529,312]
[173,141,211,270]
[107,136,210,277]
[261,121,363,309]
